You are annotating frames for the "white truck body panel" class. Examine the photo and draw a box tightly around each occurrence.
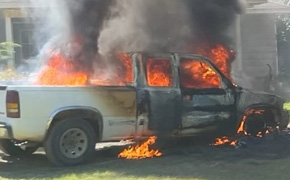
[0,85,137,142]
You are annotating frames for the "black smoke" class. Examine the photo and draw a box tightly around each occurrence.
[99,0,244,54]
[35,0,244,70]
[65,0,115,70]
[185,0,243,46]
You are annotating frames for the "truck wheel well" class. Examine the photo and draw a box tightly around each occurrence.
[241,106,279,135]
[48,109,102,142]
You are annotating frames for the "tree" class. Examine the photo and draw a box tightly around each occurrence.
[0,41,21,63]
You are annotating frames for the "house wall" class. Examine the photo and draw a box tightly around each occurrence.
[239,13,278,91]
[0,9,6,42]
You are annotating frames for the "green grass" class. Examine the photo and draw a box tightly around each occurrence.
[284,102,290,111]
[1,144,290,180]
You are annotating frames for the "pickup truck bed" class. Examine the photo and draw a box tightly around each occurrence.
[0,85,138,142]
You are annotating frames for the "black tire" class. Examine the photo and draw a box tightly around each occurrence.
[0,139,38,157]
[245,113,267,136]
[44,118,96,166]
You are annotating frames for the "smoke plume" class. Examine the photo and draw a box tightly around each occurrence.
[31,0,244,71]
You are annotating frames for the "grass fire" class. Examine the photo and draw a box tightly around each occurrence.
[118,136,162,159]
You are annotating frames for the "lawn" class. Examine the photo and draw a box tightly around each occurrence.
[1,135,290,180]
[284,102,290,111]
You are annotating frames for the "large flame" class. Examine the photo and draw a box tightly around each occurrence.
[36,44,232,88]
[197,44,232,79]
[180,60,220,88]
[118,136,162,159]
[36,52,133,86]
[146,58,173,87]
[36,53,88,86]
[180,44,232,89]
[118,52,134,84]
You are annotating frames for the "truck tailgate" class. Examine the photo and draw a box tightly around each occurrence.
[0,86,7,119]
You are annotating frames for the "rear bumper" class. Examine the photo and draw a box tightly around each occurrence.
[0,122,12,139]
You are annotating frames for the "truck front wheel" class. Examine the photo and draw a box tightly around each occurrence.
[44,118,96,166]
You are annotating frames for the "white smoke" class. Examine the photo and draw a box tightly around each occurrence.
[30,0,76,50]
[99,0,193,54]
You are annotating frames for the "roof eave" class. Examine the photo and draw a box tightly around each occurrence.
[247,8,290,14]
[0,2,36,9]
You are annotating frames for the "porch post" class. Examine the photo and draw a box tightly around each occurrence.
[235,15,243,73]
[5,15,14,68]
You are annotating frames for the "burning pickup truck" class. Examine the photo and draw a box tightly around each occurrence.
[0,52,288,166]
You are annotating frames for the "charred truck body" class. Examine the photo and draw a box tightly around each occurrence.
[0,52,288,166]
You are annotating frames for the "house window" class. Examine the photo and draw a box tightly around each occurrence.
[12,18,37,66]
[19,29,36,59]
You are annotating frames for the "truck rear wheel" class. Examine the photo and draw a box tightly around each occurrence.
[0,139,38,157]
[44,118,96,166]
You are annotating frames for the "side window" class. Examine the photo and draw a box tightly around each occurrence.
[117,53,134,84]
[180,59,221,89]
[146,58,173,87]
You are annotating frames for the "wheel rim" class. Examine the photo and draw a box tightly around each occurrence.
[59,128,88,159]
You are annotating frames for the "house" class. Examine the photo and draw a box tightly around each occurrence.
[0,0,37,67]
[233,0,290,92]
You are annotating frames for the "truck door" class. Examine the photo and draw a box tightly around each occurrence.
[178,55,236,134]
[140,55,182,132]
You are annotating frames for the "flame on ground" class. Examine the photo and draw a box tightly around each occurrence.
[118,136,162,159]
[213,136,237,146]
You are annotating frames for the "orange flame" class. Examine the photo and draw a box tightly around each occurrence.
[36,53,88,86]
[197,44,231,79]
[118,136,162,159]
[118,52,133,84]
[146,59,172,87]
[180,60,221,88]
[213,136,237,146]
[237,109,265,135]
[213,109,267,146]
[180,44,232,89]
[36,51,134,86]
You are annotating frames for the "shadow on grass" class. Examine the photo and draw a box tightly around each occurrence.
[1,133,290,180]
